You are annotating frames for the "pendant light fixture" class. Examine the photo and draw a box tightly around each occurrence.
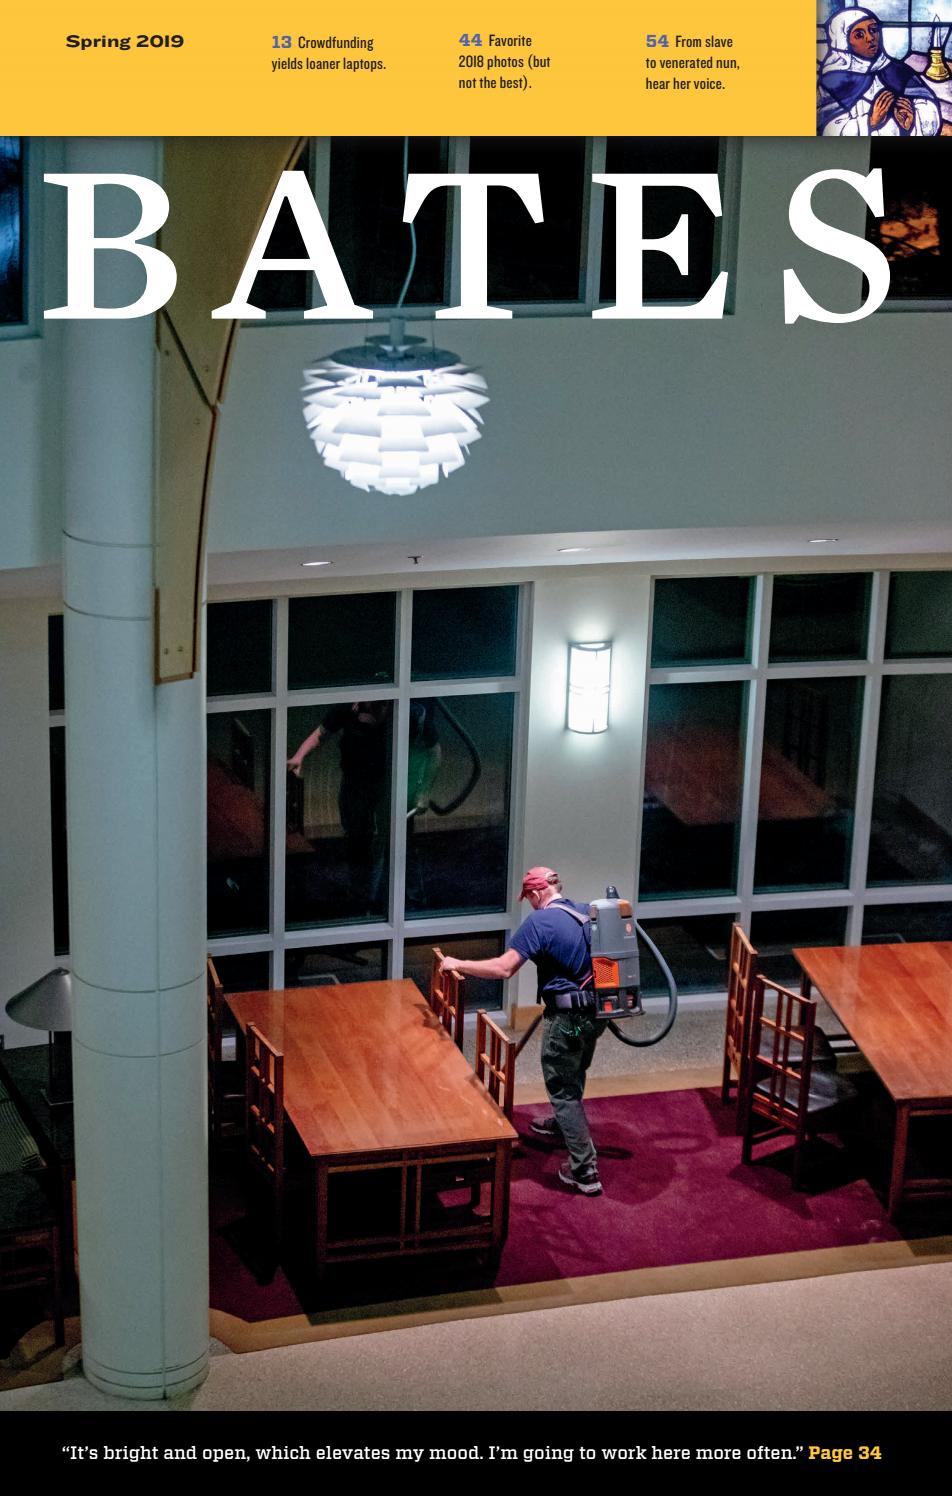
[303,142,488,497]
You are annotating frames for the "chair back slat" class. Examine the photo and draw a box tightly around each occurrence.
[475,1010,517,1120]
[721,923,760,1119]
[428,951,465,1049]
[749,978,816,1127]
[246,1024,284,1190]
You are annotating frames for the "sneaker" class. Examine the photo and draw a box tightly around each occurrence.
[558,1162,603,1196]
[530,1115,563,1141]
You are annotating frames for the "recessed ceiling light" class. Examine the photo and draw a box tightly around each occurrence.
[808,538,839,545]
[558,546,591,554]
[301,560,333,568]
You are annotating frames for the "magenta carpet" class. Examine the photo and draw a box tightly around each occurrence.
[210,1085,907,1323]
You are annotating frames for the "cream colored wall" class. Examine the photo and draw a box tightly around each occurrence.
[515,571,651,1006]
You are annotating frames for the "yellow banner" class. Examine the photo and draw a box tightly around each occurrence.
[4,1,817,134]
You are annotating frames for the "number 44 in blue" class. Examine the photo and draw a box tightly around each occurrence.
[459,33,483,45]
[646,34,669,46]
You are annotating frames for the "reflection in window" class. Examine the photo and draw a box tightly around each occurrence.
[211,951,271,993]
[868,675,952,885]
[50,727,69,956]
[885,572,952,659]
[637,914,737,996]
[0,137,24,326]
[862,902,952,945]
[749,907,848,987]
[651,577,752,667]
[467,138,586,303]
[207,711,272,937]
[288,593,396,690]
[640,681,746,898]
[867,140,952,301]
[600,138,721,304]
[404,933,506,1008]
[754,677,862,892]
[284,943,385,987]
[406,694,514,917]
[329,138,450,307]
[207,601,273,697]
[769,574,870,663]
[411,586,519,680]
[286,702,393,927]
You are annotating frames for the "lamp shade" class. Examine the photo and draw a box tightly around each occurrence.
[5,968,73,1033]
[567,642,613,734]
[303,334,488,497]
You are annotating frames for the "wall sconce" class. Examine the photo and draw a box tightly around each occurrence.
[566,641,612,734]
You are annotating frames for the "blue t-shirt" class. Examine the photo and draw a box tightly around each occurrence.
[510,899,594,1005]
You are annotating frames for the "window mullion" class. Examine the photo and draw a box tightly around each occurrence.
[846,570,889,944]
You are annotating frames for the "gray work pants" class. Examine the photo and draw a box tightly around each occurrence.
[540,1010,604,1173]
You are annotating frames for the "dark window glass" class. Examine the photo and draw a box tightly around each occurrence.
[862,903,952,945]
[885,572,952,659]
[411,587,518,680]
[50,727,69,956]
[769,574,871,663]
[867,140,952,301]
[207,711,272,937]
[211,951,271,993]
[0,137,24,325]
[754,677,863,892]
[248,144,316,312]
[749,907,849,988]
[600,138,721,304]
[48,615,65,713]
[406,693,514,917]
[288,594,396,690]
[637,914,737,996]
[285,701,393,927]
[284,942,386,987]
[328,138,450,307]
[207,601,273,697]
[404,933,506,1009]
[640,681,746,898]
[651,577,753,667]
[467,138,586,302]
[868,674,952,885]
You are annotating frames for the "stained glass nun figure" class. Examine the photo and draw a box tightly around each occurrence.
[817,7,942,136]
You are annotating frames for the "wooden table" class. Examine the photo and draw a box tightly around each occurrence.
[796,943,952,1218]
[226,980,517,1277]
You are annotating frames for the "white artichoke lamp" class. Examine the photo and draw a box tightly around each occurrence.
[302,324,489,498]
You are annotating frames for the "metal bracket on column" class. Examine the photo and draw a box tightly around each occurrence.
[154,137,307,684]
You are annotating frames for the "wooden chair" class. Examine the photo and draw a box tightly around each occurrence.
[475,1010,517,1121]
[206,956,244,1145]
[741,976,858,1189]
[428,951,465,1049]
[721,924,760,1127]
[245,1024,285,1256]
[722,925,834,1132]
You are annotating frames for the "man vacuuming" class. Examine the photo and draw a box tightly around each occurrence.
[436,866,605,1196]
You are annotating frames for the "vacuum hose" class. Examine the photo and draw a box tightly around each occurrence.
[607,921,679,1048]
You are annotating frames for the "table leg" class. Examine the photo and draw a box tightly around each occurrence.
[887,1102,910,1221]
[490,1142,511,1267]
[315,1161,329,1283]
[800,971,811,998]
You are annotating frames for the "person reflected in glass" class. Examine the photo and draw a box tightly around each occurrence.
[817,9,941,136]
[288,701,390,911]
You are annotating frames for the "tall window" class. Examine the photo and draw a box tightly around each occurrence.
[49,587,524,1002]
[639,570,952,986]
[205,585,525,997]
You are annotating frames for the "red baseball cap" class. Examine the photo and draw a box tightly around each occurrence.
[519,866,559,900]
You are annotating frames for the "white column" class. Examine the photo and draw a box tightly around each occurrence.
[62,139,208,1398]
